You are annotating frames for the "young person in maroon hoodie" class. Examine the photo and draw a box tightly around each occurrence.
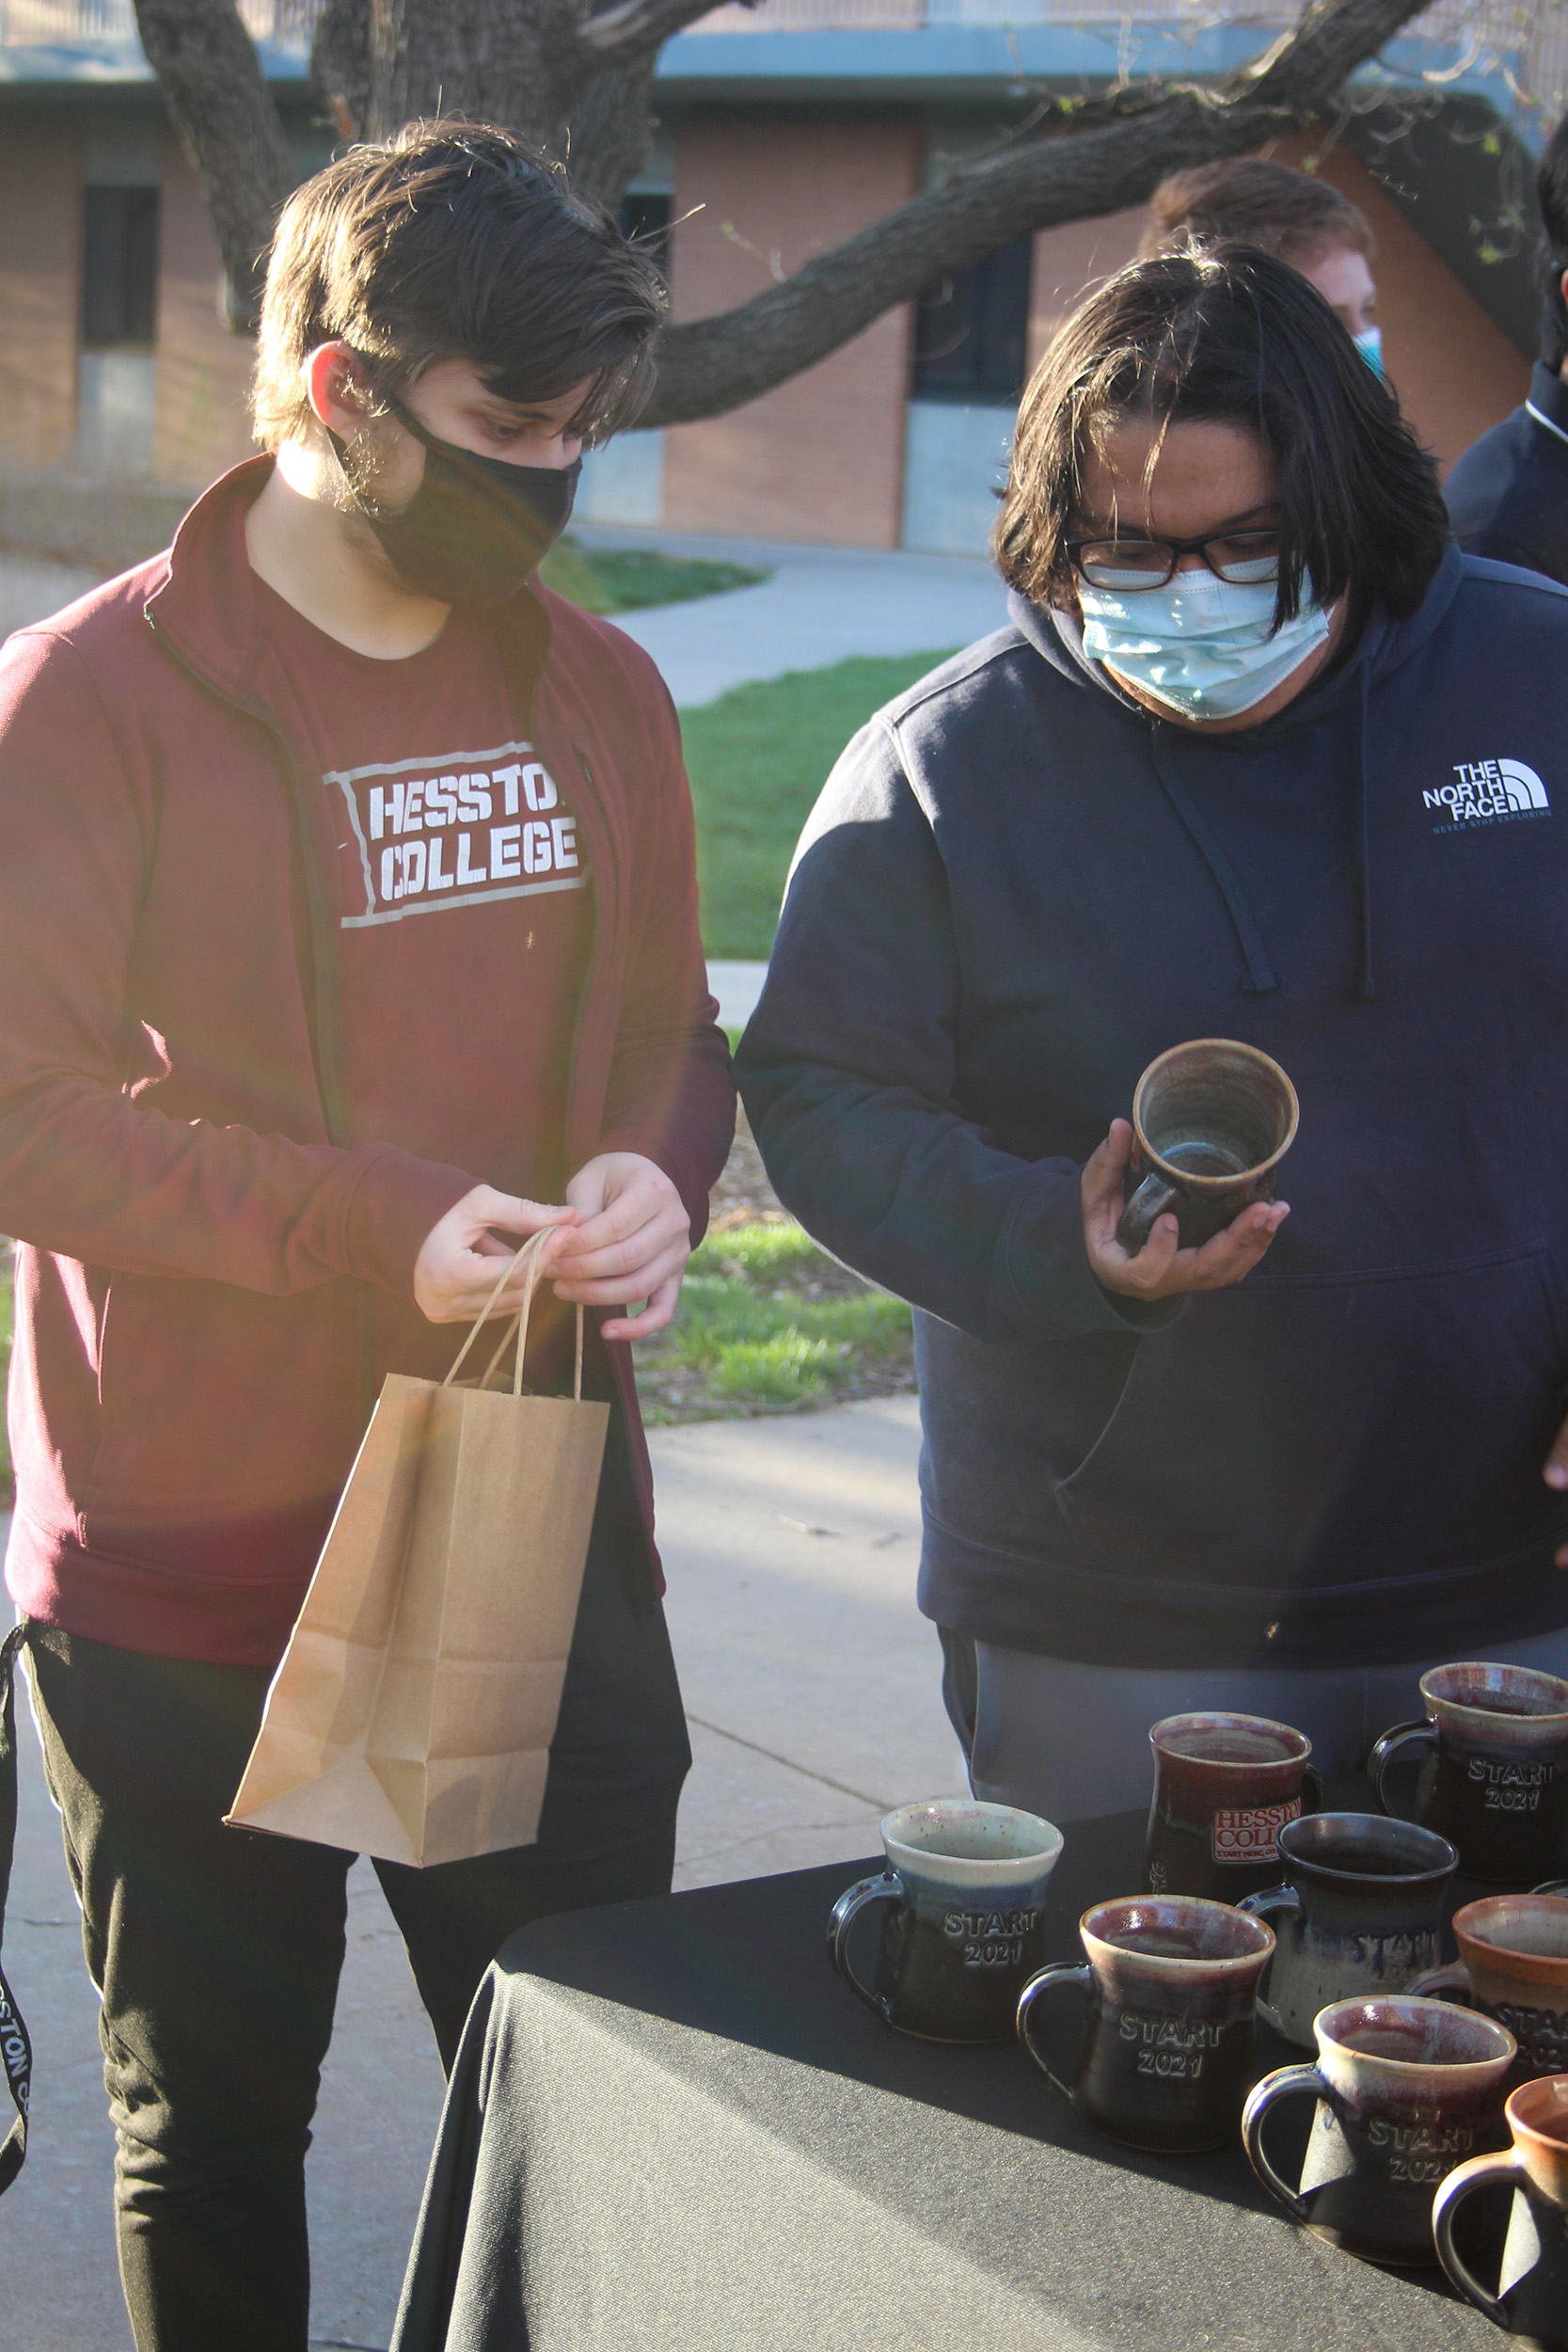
[0,122,733,2348]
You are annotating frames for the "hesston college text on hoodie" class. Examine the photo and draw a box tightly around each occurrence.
[739,546,1568,1673]
[0,458,734,1666]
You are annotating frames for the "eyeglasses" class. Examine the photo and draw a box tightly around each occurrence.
[1067,529,1281,592]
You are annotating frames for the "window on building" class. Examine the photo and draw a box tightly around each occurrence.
[81,186,160,349]
[619,190,672,278]
[912,236,1032,403]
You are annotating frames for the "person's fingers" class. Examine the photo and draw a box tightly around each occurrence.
[552,1236,691,1309]
[1104,1211,1181,1293]
[554,1205,688,1285]
[1178,1202,1289,1292]
[600,1271,684,1342]
[558,1176,671,1258]
[1544,1407,1568,1494]
[1080,1120,1134,1229]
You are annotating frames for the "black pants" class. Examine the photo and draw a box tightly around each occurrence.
[24,1427,690,2352]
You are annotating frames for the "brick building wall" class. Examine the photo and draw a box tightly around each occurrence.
[0,122,83,471]
[154,133,256,485]
[663,117,921,546]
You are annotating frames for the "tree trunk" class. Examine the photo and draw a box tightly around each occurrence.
[134,0,297,327]
[565,56,658,213]
[363,0,583,149]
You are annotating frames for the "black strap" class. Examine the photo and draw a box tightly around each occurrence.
[0,1622,32,2194]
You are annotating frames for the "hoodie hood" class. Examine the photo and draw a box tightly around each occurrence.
[1006,545,1469,1002]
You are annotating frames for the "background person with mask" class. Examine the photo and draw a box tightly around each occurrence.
[738,248,1568,1828]
[0,121,733,2351]
[1444,110,1568,585]
[1140,157,1384,372]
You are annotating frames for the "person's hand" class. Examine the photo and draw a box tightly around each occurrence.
[413,1186,577,1324]
[1542,1414,1568,1564]
[1082,1119,1289,1302]
[551,1152,691,1341]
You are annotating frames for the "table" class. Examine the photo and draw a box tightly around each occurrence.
[390,1804,1508,2352]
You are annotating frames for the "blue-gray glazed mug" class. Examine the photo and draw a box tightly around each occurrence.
[1238,1812,1459,2048]
[828,1800,1063,2043]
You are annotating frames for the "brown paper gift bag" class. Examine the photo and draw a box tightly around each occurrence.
[227,1232,609,1867]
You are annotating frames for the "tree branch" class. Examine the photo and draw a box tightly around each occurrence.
[641,0,1431,426]
[578,0,752,73]
[134,0,296,327]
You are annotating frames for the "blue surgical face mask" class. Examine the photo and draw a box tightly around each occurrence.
[1078,566,1331,722]
[1354,326,1384,377]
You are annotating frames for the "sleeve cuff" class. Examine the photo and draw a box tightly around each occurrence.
[339,1146,478,1298]
[1001,1164,1187,1340]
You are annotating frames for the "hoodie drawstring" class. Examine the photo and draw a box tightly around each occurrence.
[1355,662,1376,1001]
[1148,726,1279,995]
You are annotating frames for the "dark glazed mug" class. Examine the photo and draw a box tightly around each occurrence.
[1115,1038,1299,1255]
[1239,1813,1459,2048]
[1145,1711,1320,1901]
[1016,1894,1274,2153]
[828,1800,1063,2042]
[1370,1661,1568,1883]
[1434,2073,1568,2349]
[1243,1994,1516,2265]
[1408,1892,1568,2083]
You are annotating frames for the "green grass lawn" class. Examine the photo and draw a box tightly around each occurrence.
[634,1218,912,1425]
[681,650,956,960]
[541,536,768,615]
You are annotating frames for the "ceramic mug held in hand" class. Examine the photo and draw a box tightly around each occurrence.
[1433,2074,1568,2350]
[828,1801,1063,2043]
[1017,1895,1274,2153]
[1116,1038,1298,1255]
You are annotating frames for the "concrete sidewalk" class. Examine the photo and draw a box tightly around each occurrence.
[573,524,1008,706]
[4,1397,960,2351]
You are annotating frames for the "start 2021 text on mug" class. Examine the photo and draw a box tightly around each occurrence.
[1017,1894,1275,2153]
[1370,1661,1568,1883]
[1410,1891,1568,2084]
[1116,1038,1299,1255]
[828,1800,1064,2042]
[1243,1994,1516,2266]
[1146,1711,1320,1903]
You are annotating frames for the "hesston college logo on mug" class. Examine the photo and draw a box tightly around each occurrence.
[1424,756,1550,834]
[1212,1799,1300,1866]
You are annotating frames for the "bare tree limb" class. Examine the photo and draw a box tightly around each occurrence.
[578,0,754,72]
[134,0,296,327]
[641,0,1433,425]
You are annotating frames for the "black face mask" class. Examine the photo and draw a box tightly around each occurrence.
[333,398,580,608]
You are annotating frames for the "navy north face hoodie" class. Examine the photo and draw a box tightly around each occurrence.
[737,547,1568,1672]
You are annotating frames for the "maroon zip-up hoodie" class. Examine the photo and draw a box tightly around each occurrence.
[0,459,735,1665]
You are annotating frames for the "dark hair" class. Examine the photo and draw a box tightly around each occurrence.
[996,247,1448,626]
[1139,159,1374,267]
[253,119,665,449]
[1537,111,1568,371]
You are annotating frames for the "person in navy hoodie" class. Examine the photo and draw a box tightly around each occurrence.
[738,246,1568,1822]
[1445,108,1568,587]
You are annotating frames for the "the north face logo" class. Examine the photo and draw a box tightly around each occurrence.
[1424,757,1549,832]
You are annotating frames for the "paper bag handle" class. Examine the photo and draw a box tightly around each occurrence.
[441,1228,586,1401]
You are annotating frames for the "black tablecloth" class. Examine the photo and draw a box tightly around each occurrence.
[391,1800,1506,2352]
